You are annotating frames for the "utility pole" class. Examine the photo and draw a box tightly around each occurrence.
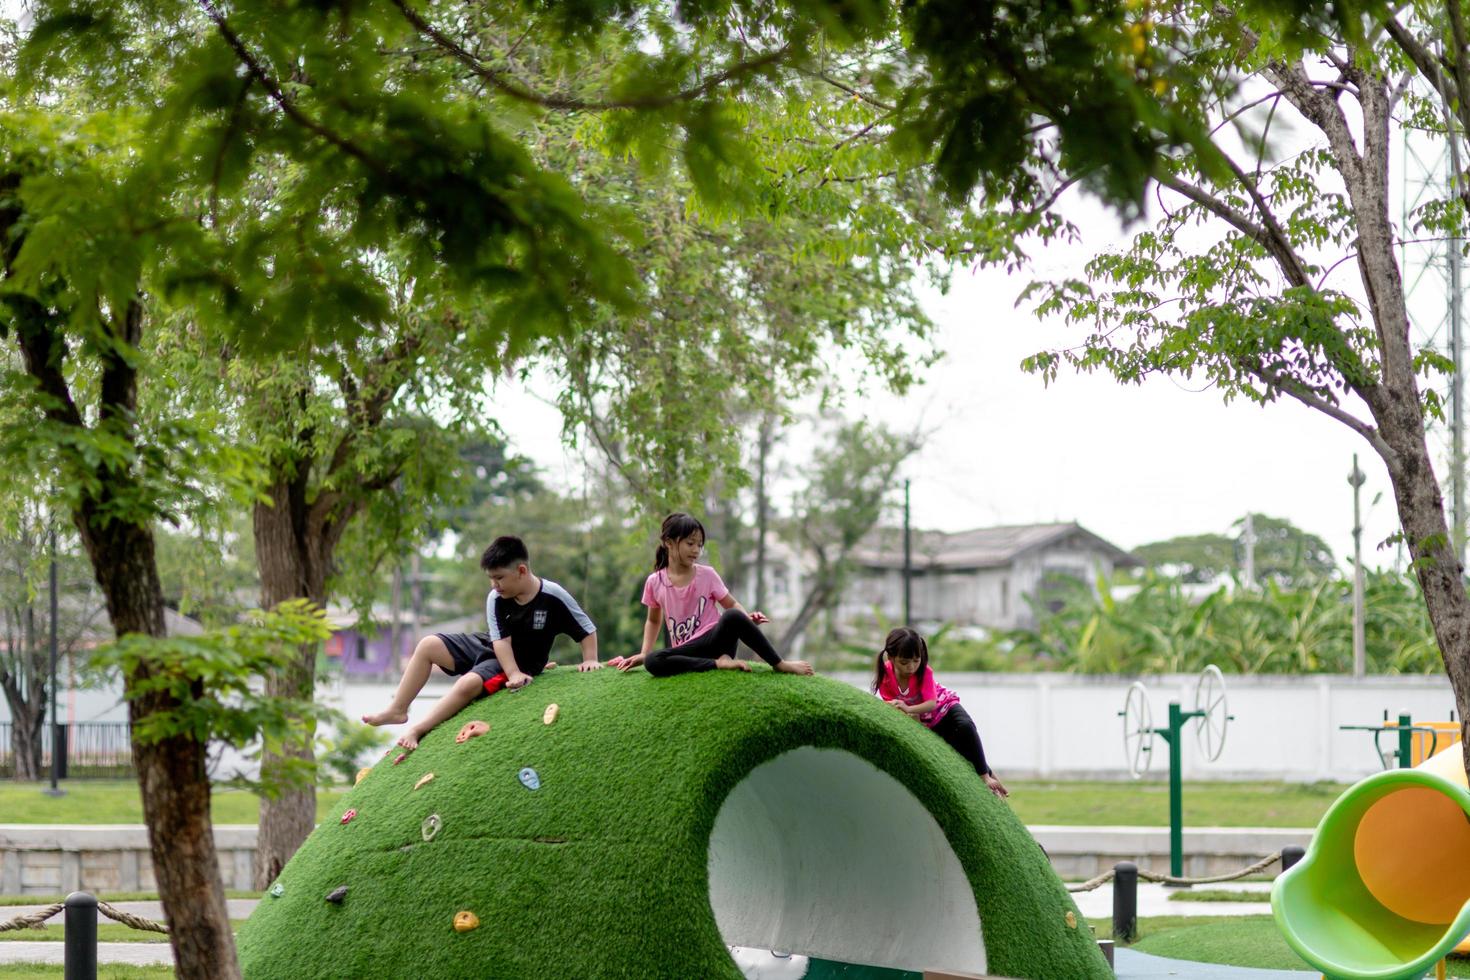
[754,414,773,610]
[1349,455,1367,678]
[1241,513,1256,590]
[46,523,63,797]
[902,478,912,626]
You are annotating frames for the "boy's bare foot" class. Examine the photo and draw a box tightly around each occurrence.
[775,660,814,675]
[396,728,427,750]
[362,708,409,726]
[714,655,751,672]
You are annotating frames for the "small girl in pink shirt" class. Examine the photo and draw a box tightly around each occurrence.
[613,513,814,678]
[874,627,1008,799]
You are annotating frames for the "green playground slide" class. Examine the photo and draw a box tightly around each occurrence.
[1272,747,1470,980]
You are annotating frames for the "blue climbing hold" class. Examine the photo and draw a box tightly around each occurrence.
[518,767,540,791]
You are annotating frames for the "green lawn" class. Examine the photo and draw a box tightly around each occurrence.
[0,967,172,979]
[1090,916,1470,975]
[1007,779,1350,827]
[0,891,260,907]
[0,781,349,824]
[0,921,244,943]
[0,777,1346,827]
[1168,887,1272,903]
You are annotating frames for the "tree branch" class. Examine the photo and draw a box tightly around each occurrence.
[392,0,792,111]
[1252,364,1393,460]
[1155,171,1311,287]
[197,0,392,180]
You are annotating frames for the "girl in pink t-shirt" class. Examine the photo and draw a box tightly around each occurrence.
[874,627,1008,798]
[612,513,814,678]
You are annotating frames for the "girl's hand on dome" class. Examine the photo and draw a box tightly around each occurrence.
[748,610,769,625]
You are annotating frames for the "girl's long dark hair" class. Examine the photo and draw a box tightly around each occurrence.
[871,627,929,693]
[654,513,706,571]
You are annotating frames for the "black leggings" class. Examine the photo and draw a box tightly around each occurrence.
[932,705,992,777]
[645,608,783,677]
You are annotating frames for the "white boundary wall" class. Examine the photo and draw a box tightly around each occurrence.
[827,671,1460,783]
[7,670,1460,783]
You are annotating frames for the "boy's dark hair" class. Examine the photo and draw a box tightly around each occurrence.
[871,627,929,693]
[481,536,530,572]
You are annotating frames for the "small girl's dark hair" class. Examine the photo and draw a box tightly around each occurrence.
[654,513,706,571]
[871,627,930,693]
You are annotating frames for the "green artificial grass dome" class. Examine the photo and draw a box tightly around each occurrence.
[237,668,1109,979]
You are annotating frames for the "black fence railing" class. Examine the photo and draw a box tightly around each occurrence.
[0,722,133,779]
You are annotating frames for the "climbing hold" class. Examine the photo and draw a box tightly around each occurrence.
[453,910,480,933]
[518,767,541,791]
[355,767,371,785]
[455,720,489,744]
[421,813,441,842]
[414,772,435,791]
[1065,911,1077,929]
[393,752,408,765]
[340,808,357,825]
[326,886,348,904]
[269,883,284,898]
[544,661,557,670]
[543,703,559,725]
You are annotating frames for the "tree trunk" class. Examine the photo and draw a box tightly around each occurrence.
[251,481,329,889]
[779,577,832,651]
[82,514,239,980]
[9,700,44,782]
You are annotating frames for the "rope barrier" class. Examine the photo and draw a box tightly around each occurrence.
[0,900,168,935]
[0,902,64,933]
[1066,850,1282,892]
[98,901,169,934]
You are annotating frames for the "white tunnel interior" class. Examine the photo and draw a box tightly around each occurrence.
[707,746,986,975]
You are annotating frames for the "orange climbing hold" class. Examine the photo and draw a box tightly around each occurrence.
[543,704,559,725]
[355,767,371,785]
[453,910,479,933]
[456,720,489,744]
[414,772,435,791]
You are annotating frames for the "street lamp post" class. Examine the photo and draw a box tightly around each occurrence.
[45,523,64,797]
[1349,455,1367,679]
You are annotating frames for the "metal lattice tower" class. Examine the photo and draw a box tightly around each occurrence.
[1401,58,1467,566]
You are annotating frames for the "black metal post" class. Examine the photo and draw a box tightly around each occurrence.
[1281,845,1306,872]
[1112,861,1138,943]
[902,478,911,625]
[64,891,97,980]
[46,525,64,797]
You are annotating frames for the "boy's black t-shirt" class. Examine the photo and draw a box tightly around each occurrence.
[482,578,596,673]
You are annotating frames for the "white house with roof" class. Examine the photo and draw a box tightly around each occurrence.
[835,522,1140,632]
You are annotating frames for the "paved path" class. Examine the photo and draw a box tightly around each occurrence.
[1115,948,1314,978]
[1071,879,1273,920]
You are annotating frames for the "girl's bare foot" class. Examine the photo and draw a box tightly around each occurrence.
[396,728,426,750]
[362,708,409,726]
[775,660,814,675]
[714,655,751,672]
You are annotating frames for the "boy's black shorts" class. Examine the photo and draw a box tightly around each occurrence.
[435,632,505,683]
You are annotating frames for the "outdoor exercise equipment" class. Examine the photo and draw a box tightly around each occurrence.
[1117,666,1234,878]
[1340,710,1460,770]
[1272,741,1470,980]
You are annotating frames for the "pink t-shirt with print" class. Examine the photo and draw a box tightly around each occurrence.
[876,662,960,729]
[642,565,730,647]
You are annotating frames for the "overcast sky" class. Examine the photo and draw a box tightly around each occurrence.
[492,192,1415,574]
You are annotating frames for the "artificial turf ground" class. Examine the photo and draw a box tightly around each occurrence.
[237,667,1110,979]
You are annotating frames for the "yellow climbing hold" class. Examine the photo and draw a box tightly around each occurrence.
[414,772,435,791]
[543,703,559,725]
[355,767,371,786]
[1065,910,1077,929]
[454,910,480,933]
